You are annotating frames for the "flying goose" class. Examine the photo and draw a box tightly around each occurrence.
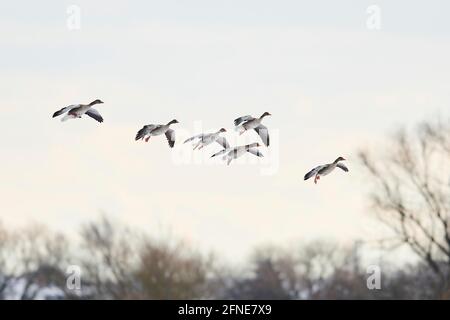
[211,143,263,165]
[135,119,179,148]
[304,157,349,184]
[184,128,229,150]
[52,99,104,122]
[234,112,271,146]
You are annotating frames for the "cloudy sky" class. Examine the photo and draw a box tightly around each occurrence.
[1,0,449,261]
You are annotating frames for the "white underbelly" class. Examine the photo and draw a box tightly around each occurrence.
[73,106,90,116]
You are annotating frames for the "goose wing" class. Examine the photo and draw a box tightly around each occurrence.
[85,108,103,123]
[184,133,204,144]
[254,124,269,146]
[234,115,254,126]
[215,136,230,149]
[304,165,326,180]
[337,163,349,172]
[165,129,176,148]
[211,148,230,158]
[135,125,155,141]
[247,148,264,157]
[52,105,76,118]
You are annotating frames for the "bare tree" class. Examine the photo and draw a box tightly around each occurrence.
[359,117,450,297]
[79,216,142,298]
[224,241,377,300]
[0,222,75,299]
[133,240,214,299]
[225,247,292,299]
[1,215,447,299]
[0,222,12,298]
[79,216,215,299]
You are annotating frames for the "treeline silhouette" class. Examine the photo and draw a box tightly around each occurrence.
[0,215,445,299]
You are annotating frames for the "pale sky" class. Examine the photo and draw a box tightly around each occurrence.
[1,0,449,262]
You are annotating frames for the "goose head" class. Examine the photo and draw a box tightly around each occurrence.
[334,156,346,163]
[218,128,227,133]
[260,112,272,119]
[89,99,104,106]
[168,119,179,125]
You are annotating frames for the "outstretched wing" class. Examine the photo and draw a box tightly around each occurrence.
[247,148,264,157]
[215,136,230,149]
[337,163,349,172]
[211,148,230,158]
[254,125,269,147]
[52,105,76,118]
[184,134,204,144]
[165,129,176,148]
[135,125,154,141]
[234,115,254,126]
[304,165,325,180]
[85,108,103,123]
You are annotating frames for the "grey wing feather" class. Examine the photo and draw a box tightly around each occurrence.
[184,134,204,144]
[254,125,269,146]
[69,106,83,114]
[135,125,151,141]
[211,148,229,158]
[165,129,176,148]
[52,105,75,118]
[85,108,103,123]
[337,163,349,172]
[215,136,230,149]
[304,165,323,180]
[247,148,264,157]
[234,115,254,126]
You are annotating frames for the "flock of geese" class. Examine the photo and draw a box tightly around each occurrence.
[52,99,349,183]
